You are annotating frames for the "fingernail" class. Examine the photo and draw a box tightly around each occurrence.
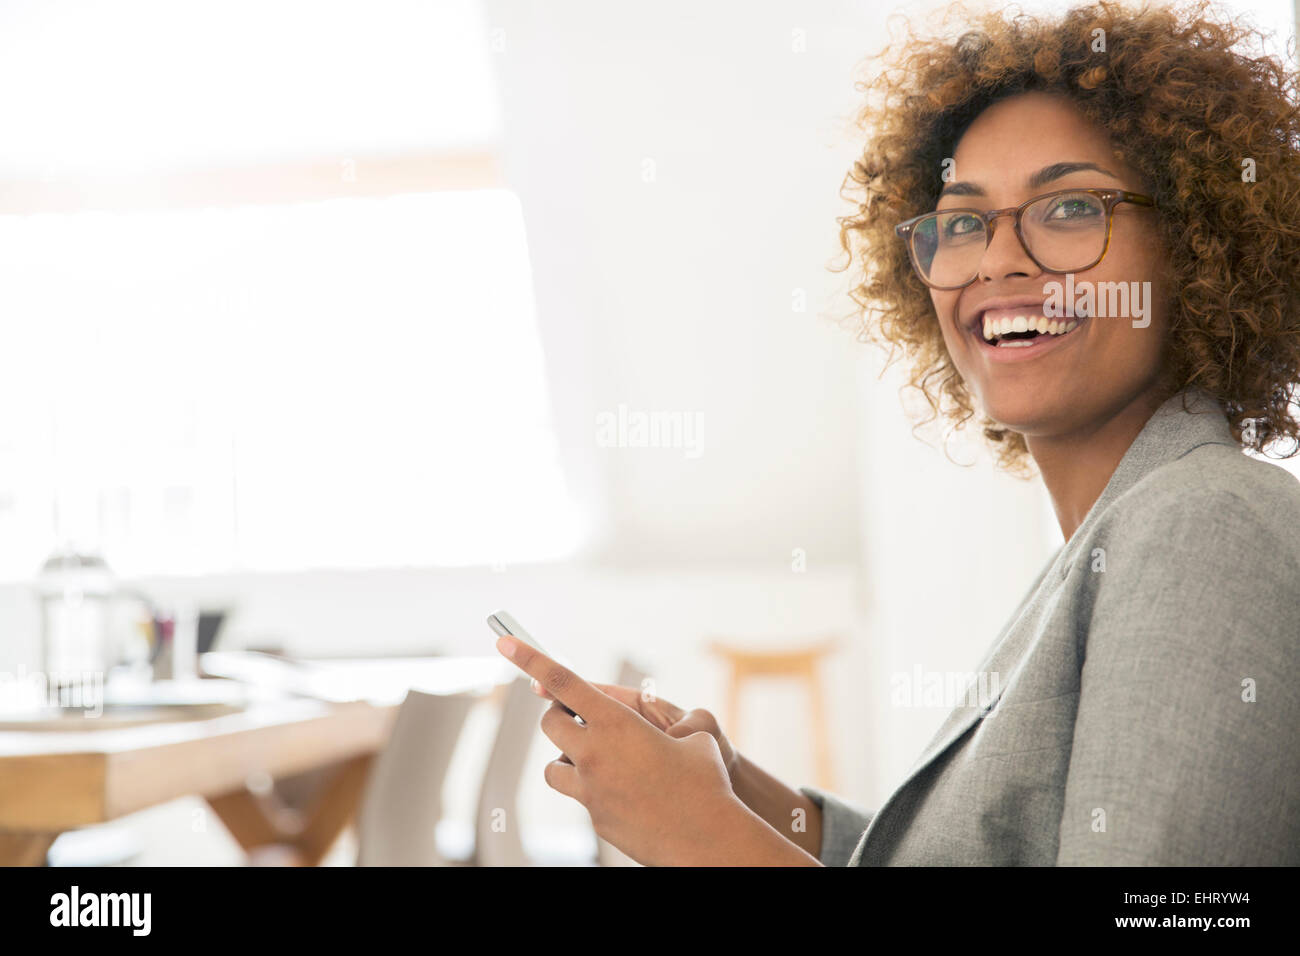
[496,636,519,660]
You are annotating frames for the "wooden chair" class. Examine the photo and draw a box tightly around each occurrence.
[354,689,477,866]
[469,677,549,866]
[439,676,597,867]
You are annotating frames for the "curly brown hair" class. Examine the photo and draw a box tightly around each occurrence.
[836,0,1300,473]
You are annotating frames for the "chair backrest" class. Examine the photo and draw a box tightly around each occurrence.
[355,689,477,866]
[472,677,546,866]
[467,664,653,866]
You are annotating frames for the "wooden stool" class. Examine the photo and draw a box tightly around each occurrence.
[708,639,838,790]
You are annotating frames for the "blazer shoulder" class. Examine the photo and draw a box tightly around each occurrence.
[1083,445,1300,659]
[1105,441,1300,550]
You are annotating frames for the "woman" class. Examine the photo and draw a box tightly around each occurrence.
[494,0,1300,865]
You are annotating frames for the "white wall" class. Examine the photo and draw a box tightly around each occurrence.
[483,0,872,566]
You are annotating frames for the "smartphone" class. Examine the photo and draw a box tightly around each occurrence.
[487,610,579,718]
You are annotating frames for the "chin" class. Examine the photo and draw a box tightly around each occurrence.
[977,394,1062,438]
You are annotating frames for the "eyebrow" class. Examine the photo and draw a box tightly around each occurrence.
[938,161,1123,198]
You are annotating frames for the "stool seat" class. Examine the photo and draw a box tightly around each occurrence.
[707,640,838,674]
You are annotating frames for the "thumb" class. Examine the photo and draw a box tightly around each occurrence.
[639,696,686,731]
[665,708,715,739]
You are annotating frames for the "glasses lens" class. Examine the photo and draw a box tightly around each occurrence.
[911,211,986,288]
[1021,191,1108,271]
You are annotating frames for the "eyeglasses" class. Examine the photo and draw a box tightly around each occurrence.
[894,188,1156,290]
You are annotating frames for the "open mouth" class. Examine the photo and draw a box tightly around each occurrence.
[977,311,1087,349]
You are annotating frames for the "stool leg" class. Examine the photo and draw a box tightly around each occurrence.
[724,664,743,753]
[806,662,834,791]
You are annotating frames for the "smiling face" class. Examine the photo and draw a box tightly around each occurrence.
[929,91,1172,445]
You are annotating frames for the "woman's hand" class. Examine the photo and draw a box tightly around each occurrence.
[530,677,739,784]
[496,636,814,866]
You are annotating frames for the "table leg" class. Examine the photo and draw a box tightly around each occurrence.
[0,830,59,866]
[293,753,373,866]
[206,754,374,867]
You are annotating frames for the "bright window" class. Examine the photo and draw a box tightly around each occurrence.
[0,0,579,578]
[0,190,579,578]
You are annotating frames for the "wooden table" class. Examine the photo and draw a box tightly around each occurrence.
[0,657,515,866]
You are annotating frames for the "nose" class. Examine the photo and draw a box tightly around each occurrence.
[976,214,1040,283]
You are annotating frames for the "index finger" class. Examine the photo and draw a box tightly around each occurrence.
[533,680,684,730]
[494,636,614,724]
[536,680,637,707]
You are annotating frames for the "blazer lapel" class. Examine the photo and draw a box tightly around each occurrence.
[899,554,1053,777]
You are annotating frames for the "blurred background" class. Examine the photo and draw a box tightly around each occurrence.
[0,0,1296,865]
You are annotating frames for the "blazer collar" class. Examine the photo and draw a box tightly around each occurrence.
[1058,386,1238,569]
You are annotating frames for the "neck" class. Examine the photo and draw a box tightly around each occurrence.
[1025,382,1172,541]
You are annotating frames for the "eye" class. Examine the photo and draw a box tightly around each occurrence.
[942,213,983,238]
[1044,196,1102,221]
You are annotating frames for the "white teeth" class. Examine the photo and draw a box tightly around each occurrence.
[979,312,1084,344]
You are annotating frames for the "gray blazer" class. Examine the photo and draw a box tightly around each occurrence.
[802,387,1300,865]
